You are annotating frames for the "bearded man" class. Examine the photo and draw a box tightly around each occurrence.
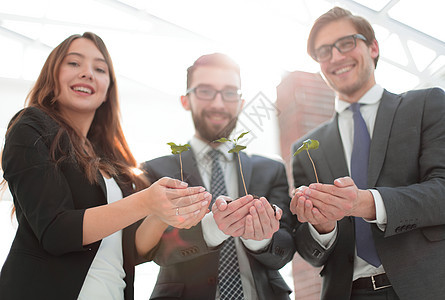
[141,53,296,300]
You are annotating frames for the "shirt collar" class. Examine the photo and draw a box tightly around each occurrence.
[335,84,384,113]
[190,135,234,162]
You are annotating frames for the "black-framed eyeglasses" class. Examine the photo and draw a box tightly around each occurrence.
[313,34,367,62]
[186,85,242,102]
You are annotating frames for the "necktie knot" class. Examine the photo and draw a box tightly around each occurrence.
[207,149,223,161]
[349,102,361,113]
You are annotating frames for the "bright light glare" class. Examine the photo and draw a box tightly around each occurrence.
[376,60,419,93]
[380,34,408,66]
[407,40,437,72]
[0,36,23,78]
[0,0,48,17]
[388,0,445,42]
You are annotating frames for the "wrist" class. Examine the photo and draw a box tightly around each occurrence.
[149,214,168,227]
[135,188,153,216]
[202,213,230,247]
[358,189,376,219]
[314,221,336,234]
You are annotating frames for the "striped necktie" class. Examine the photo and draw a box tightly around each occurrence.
[207,149,244,299]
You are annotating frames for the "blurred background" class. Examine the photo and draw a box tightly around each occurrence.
[1,0,444,298]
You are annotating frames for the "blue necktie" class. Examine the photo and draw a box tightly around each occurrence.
[350,103,381,267]
[208,150,244,300]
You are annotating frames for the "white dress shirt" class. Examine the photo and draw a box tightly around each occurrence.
[190,136,270,300]
[78,176,126,299]
[309,84,387,280]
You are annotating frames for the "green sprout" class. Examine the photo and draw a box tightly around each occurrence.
[214,131,249,196]
[167,142,191,181]
[293,139,320,183]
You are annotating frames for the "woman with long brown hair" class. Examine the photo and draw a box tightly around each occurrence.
[0,32,210,299]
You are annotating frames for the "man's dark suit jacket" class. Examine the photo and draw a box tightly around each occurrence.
[0,107,140,300]
[142,149,297,300]
[292,88,445,300]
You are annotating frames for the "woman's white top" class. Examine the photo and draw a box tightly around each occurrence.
[78,176,126,300]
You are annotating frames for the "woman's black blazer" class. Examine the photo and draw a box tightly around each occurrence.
[0,107,140,300]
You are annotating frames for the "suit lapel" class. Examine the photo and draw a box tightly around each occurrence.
[97,172,107,200]
[368,90,401,187]
[182,149,205,187]
[114,174,132,197]
[320,115,349,181]
[236,152,252,197]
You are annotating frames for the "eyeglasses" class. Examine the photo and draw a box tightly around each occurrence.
[186,85,242,102]
[313,34,367,62]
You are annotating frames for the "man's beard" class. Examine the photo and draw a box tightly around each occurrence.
[324,58,375,99]
[191,108,238,143]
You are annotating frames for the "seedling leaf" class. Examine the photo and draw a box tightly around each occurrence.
[214,137,230,143]
[167,142,191,181]
[293,139,320,183]
[213,131,250,195]
[236,131,250,141]
[228,145,247,153]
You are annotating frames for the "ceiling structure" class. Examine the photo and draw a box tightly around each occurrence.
[1,0,444,96]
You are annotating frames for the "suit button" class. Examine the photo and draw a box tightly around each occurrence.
[395,226,401,233]
[312,249,322,258]
[412,224,417,229]
[274,247,281,256]
[274,247,284,256]
[400,225,406,231]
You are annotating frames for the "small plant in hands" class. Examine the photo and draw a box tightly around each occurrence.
[216,131,277,215]
[293,139,320,183]
[214,131,249,196]
[167,142,191,181]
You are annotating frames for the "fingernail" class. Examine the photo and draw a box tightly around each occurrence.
[199,187,205,192]
[304,189,311,195]
[194,210,200,215]
[201,201,209,206]
[180,181,188,187]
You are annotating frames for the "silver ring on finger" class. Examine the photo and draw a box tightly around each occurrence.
[176,207,179,216]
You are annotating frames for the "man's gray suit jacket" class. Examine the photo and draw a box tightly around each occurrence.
[292,88,445,300]
[142,150,297,300]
